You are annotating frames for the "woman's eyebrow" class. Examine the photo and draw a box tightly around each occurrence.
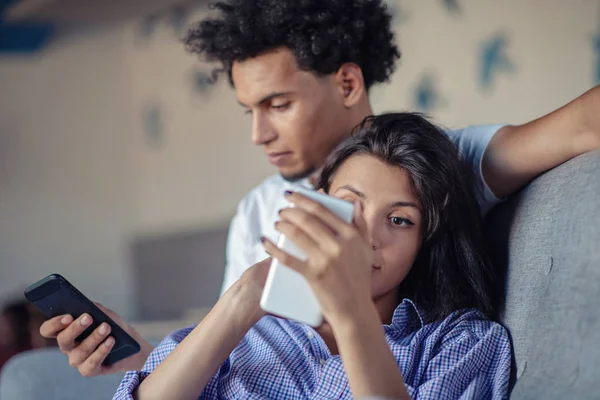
[335,185,421,212]
[389,201,420,210]
[334,185,366,198]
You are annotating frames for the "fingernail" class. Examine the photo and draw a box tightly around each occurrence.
[260,236,266,243]
[98,324,109,335]
[284,190,293,196]
[61,316,72,325]
[80,315,91,326]
[104,337,115,348]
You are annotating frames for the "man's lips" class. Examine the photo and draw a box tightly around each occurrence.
[372,264,382,270]
[267,152,292,166]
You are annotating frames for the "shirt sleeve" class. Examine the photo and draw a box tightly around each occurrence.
[112,326,196,400]
[220,197,254,296]
[444,125,505,217]
[415,321,512,400]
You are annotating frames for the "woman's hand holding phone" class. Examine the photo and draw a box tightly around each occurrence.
[39,303,153,376]
[261,190,375,329]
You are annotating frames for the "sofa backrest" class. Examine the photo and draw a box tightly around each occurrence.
[485,150,600,399]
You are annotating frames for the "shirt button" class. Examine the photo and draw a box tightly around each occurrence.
[307,331,314,339]
[320,359,326,366]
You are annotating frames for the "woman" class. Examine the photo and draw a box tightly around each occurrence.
[114,113,512,400]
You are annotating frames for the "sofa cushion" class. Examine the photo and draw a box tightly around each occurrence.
[485,150,600,399]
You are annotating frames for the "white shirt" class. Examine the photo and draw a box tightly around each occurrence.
[221,124,505,295]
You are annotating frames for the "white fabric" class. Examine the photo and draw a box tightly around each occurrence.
[221,124,505,295]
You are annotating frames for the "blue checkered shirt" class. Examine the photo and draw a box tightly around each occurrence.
[114,299,511,399]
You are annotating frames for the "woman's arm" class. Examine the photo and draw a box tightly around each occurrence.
[330,300,410,400]
[134,259,270,400]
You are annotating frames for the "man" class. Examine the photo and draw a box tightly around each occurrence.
[40,0,600,378]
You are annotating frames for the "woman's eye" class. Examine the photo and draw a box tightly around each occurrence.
[389,216,414,226]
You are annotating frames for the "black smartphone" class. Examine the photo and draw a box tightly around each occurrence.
[24,273,140,366]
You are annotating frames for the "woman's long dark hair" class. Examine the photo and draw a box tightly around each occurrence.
[316,113,496,321]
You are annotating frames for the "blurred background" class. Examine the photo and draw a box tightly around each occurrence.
[0,0,597,330]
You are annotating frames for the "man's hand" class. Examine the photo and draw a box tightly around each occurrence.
[39,303,154,377]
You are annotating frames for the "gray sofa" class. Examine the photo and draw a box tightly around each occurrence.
[485,149,600,399]
[1,150,598,399]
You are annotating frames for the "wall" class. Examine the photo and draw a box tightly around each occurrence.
[0,26,135,317]
[125,0,599,236]
[123,8,274,234]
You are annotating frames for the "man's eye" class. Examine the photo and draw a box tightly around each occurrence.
[271,102,290,110]
[389,216,414,226]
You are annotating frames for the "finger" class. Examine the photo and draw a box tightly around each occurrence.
[56,313,93,352]
[94,302,121,323]
[68,323,111,367]
[40,314,73,339]
[279,207,340,250]
[261,236,307,275]
[255,257,272,273]
[352,201,369,240]
[79,336,115,377]
[274,219,325,260]
[285,191,356,237]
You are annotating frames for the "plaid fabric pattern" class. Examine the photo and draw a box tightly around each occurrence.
[114,299,511,399]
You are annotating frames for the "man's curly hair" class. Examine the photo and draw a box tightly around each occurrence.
[185,0,400,90]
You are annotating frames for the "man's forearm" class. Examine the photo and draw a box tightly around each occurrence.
[135,284,260,400]
[331,302,410,400]
[483,85,600,199]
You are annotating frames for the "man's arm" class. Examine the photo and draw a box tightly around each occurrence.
[483,86,600,199]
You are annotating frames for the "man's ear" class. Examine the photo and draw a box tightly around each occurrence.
[334,63,366,108]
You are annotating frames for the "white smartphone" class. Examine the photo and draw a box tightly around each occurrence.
[260,186,355,326]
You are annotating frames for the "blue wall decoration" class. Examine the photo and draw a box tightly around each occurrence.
[441,0,461,14]
[593,33,600,85]
[592,8,600,85]
[137,15,158,43]
[479,32,515,89]
[413,73,442,112]
[0,0,55,53]
[384,0,407,25]
[169,6,189,37]
[143,103,165,148]
[190,68,221,96]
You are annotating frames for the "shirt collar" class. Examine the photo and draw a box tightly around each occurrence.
[390,298,428,332]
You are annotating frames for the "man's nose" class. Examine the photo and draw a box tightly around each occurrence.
[251,113,277,145]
